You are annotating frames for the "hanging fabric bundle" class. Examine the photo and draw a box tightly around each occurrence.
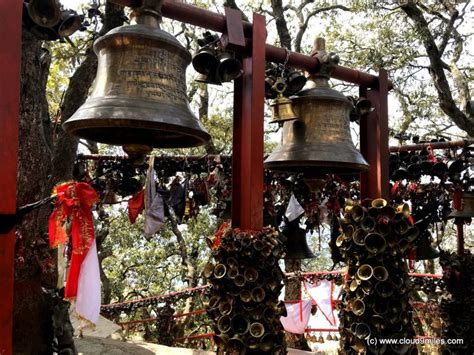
[48,181,101,326]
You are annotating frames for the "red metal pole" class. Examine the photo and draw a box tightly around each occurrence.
[389,139,471,152]
[111,0,390,89]
[0,1,22,354]
[360,69,390,200]
[231,14,266,230]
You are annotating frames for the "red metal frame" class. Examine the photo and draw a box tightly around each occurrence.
[0,1,23,354]
[389,139,471,152]
[232,14,266,229]
[360,69,390,200]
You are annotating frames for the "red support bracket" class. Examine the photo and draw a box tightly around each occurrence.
[0,1,23,354]
[221,7,246,52]
[232,13,266,230]
[360,69,389,200]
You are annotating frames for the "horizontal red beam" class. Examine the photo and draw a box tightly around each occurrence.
[389,139,472,152]
[110,0,390,89]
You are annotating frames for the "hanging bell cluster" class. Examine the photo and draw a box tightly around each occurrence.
[264,38,369,176]
[63,1,211,151]
[204,227,287,354]
[192,31,243,85]
[336,199,419,354]
[22,0,85,41]
[347,96,374,122]
[265,64,306,125]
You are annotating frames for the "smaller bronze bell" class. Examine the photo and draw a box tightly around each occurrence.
[239,289,252,303]
[285,70,306,96]
[230,314,250,335]
[249,322,265,338]
[216,51,242,82]
[192,46,219,75]
[57,10,83,37]
[318,333,325,343]
[353,228,366,246]
[217,315,231,333]
[373,266,388,282]
[365,233,386,255]
[352,299,365,316]
[375,281,394,298]
[354,323,371,339]
[355,97,374,116]
[202,262,215,279]
[356,264,373,281]
[28,0,61,27]
[213,264,227,279]
[361,216,375,233]
[326,333,333,341]
[251,287,266,303]
[269,78,299,125]
[244,267,259,283]
[415,232,440,260]
[195,72,221,85]
[219,301,233,316]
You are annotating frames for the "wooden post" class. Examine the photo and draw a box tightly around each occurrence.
[232,14,266,230]
[0,1,23,354]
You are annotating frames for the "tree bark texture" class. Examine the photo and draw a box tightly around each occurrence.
[401,1,474,137]
[14,3,125,353]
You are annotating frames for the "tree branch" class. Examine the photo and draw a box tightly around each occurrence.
[400,1,473,136]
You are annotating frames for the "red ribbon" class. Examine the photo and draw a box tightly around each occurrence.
[128,190,145,224]
[213,222,229,249]
[48,182,98,299]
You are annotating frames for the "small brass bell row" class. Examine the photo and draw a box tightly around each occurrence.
[205,228,287,353]
[265,64,307,99]
[192,32,243,85]
[23,0,85,41]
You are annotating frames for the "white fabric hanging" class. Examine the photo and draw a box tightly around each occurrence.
[304,279,337,326]
[280,299,312,334]
[75,239,101,327]
[285,194,305,222]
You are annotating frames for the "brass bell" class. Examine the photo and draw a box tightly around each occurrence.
[213,263,227,279]
[251,287,266,303]
[356,264,373,281]
[355,97,374,116]
[239,289,252,303]
[192,46,219,75]
[352,299,365,316]
[57,10,83,37]
[372,266,388,282]
[269,78,299,124]
[353,228,366,246]
[249,322,265,338]
[415,232,440,260]
[228,335,245,350]
[218,301,233,316]
[230,314,250,335]
[195,71,221,85]
[63,2,211,148]
[361,216,375,233]
[244,267,259,283]
[264,40,368,175]
[364,233,386,254]
[282,221,315,259]
[28,0,61,27]
[216,51,242,82]
[354,323,371,339]
[217,315,231,333]
[285,70,307,96]
[448,192,474,218]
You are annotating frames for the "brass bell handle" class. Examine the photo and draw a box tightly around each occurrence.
[272,78,287,95]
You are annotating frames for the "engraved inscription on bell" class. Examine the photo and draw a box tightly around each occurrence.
[94,46,187,105]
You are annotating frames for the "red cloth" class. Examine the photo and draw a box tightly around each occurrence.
[48,182,98,299]
[128,190,145,224]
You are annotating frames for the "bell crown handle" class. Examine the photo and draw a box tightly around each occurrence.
[133,0,163,28]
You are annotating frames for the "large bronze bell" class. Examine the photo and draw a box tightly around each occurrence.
[63,1,211,148]
[264,40,368,175]
[282,221,315,259]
